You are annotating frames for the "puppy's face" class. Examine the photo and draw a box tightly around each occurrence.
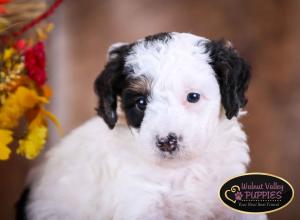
[95,32,250,162]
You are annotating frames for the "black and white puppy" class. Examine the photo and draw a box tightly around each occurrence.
[17,32,267,220]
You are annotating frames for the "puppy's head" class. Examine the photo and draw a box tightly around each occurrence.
[95,32,250,161]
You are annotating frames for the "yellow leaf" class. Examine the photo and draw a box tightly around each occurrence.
[36,28,47,41]
[42,108,63,135]
[16,86,45,108]
[28,109,45,129]
[0,129,13,160]
[46,23,54,33]
[0,86,47,129]
[17,126,47,160]
[0,129,12,143]
[3,48,16,61]
[0,145,11,160]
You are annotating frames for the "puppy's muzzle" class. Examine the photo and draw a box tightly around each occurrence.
[156,133,180,153]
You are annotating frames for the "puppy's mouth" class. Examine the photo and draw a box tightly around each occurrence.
[159,148,180,159]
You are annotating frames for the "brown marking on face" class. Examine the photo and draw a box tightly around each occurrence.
[127,76,151,96]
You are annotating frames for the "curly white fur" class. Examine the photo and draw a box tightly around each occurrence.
[25,33,267,220]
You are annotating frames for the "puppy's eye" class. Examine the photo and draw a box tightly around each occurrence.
[187,92,200,103]
[136,97,147,111]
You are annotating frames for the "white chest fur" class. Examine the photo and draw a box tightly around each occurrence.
[27,118,265,220]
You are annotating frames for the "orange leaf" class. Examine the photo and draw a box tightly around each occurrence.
[41,108,63,136]
[42,84,52,98]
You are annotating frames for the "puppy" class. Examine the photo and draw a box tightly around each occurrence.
[17,32,267,220]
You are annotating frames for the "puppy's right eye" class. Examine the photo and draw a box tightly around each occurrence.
[136,97,147,111]
[187,92,200,103]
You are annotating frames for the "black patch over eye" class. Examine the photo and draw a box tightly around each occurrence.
[187,92,200,103]
[136,97,147,111]
[122,90,148,128]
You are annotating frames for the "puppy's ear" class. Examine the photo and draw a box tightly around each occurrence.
[94,43,130,129]
[206,40,251,119]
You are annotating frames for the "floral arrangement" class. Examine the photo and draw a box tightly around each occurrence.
[0,0,47,33]
[0,0,63,160]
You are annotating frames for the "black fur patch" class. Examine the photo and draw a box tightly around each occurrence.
[205,40,251,119]
[15,187,30,220]
[122,90,147,128]
[144,32,172,44]
[94,44,133,129]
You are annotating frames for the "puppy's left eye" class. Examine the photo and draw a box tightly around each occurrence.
[187,92,200,103]
[136,97,147,111]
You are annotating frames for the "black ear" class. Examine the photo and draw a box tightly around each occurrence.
[205,40,251,119]
[94,43,131,129]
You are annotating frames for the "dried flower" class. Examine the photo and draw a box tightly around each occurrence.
[0,86,48,129]
[14,39,27,51]
[17,126,47,160]
[0,0,62,161]
[24,42,47,86]
[17,109,48,159]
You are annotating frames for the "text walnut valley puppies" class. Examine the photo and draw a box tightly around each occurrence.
[219,173,294,214]
[17,32,267,220]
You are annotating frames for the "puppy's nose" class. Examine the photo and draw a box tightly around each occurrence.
[156,132,179,153]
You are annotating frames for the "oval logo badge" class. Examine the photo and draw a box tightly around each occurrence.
[219,173,294,214]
